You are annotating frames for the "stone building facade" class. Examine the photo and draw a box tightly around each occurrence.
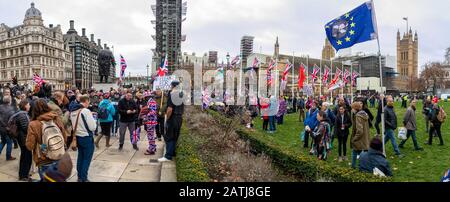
[0,3,73,90]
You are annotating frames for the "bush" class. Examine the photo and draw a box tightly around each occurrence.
[207,110,390,182]
[176,125,211,182]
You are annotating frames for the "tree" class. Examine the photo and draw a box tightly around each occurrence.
[420,62,446,95]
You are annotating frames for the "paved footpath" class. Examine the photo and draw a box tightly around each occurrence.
[0,129,176,182]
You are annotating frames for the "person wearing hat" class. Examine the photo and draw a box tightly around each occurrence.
[96,93,116,148]
[359,137,393,177]
[159,80,184,162]
[42,153,72,182]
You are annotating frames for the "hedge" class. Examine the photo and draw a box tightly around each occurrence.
[176,125,211,182]
[207,110,390,182]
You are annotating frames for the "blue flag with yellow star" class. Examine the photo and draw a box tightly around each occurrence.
[325,1,378,51]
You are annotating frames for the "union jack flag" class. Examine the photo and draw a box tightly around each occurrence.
[202,88,210,110]
[230,56,240,68]
[342,69,351,85]
[311,65,320,83]
[118,55,127,85]
[158,55,169,77]
[322,66,331,85]
[352,71,360,87]
[282,61,292,81]
[32,73,45,87]
[131,127,141,145]
[281,61,292,91]
[252,57,260,68]
[267,59,276,85]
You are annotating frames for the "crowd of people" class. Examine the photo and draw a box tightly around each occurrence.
[245,93,447,178]
[0,80,184,182]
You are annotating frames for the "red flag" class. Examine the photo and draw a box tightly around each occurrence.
[298,64,306,89]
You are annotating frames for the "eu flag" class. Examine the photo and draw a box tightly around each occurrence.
[325,1,378,51]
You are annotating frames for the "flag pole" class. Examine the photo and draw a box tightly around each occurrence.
[292,52,295,98]
[371,0,386,156]
[351,63,354,103]
[331,58,333,103]
[320,59,323,98]
[306,55,309,98]
[341,62,344,97]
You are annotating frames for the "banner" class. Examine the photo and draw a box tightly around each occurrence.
[153,75,175,91]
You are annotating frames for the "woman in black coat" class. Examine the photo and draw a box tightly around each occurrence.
[334,105,352,162]
[16,100,32,181]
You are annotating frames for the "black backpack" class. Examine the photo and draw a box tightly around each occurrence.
[6,111,28,139]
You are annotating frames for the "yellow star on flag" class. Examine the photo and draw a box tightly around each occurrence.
[345,13,350,18]
[337,40,342,45]
[350,17,354,21]
[351,22,356,27]
[345,37,351,42]
[349,30,355,35]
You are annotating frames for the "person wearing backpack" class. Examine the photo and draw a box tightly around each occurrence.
[95,93,116,148]
[16,100,33,181]
[426,100,445,146]
[70,95,97,182]
[0,95,16,161]
[26,99,67,182]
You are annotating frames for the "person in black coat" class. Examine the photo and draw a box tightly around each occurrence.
[16,100,33,181]
[335,105,352,162]
[118,92,139,151]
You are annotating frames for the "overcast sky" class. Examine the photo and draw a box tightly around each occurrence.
[1,0,450,76]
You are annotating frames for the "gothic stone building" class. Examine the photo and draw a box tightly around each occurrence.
[0,3,73,90]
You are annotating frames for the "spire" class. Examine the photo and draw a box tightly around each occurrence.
[397,29,400,39]
[414,30,418,41]
[274,36,280,58]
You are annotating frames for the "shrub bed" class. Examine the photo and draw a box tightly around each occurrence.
[176,125,211,182]
[207,110,390,182]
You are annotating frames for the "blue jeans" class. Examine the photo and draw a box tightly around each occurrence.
[351,150,362,169]
[38,161,58,182]
[165,140,176,160]
[269,116,276,131]
[0,133,13,159]
[77,136,95,181]
[384,129,401,155]
[399,130,420,149]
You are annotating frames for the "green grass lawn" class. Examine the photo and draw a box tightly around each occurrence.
[253,101,450,182]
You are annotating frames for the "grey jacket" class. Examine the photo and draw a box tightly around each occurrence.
[403,107,417,131]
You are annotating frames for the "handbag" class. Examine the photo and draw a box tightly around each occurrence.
[398,127,407,140]
[300,130,305,142]
[69,110,83,151]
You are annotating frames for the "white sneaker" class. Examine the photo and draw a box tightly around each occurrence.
[158,157,172,162]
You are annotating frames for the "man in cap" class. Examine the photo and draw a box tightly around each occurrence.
[158,80,184,162]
